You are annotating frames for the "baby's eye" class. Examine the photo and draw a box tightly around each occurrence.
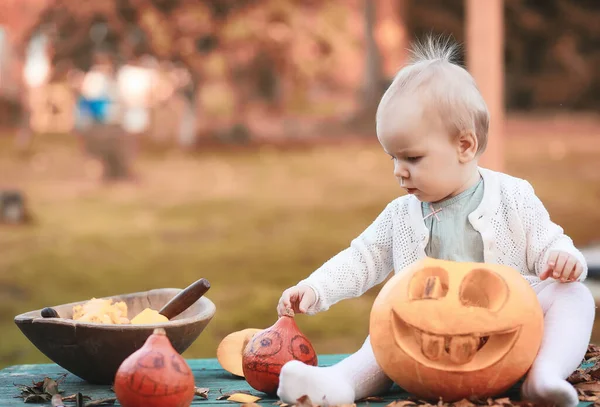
[406,156,422,163]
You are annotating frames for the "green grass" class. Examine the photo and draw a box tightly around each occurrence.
[1,123,600,369]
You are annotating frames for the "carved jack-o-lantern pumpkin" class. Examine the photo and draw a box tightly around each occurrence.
[370,258,544,402]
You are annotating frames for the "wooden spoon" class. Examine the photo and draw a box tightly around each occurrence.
[159,278,211,320]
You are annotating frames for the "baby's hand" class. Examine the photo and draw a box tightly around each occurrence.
[540,251,583,283]
[277,285,317,316]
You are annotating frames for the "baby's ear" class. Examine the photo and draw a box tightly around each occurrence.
[456,130,478,163]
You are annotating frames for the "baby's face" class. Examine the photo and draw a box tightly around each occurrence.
[378,96,475,203]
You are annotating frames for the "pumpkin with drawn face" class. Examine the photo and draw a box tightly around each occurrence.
[242,310,318,394]
[114,328,195,407]
[370,258,544,402]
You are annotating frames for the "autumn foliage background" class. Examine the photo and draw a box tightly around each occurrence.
[0,0,599,370]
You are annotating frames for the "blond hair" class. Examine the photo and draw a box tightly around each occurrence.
[376,36,490,155]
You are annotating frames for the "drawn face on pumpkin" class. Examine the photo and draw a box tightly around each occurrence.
[244,331,285,377]
[369,258,544,402]
[243,331,317,377]
[124,351,192,397]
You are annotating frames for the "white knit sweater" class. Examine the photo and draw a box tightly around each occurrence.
[299,167,588,314]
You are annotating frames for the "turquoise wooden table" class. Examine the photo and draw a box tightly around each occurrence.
[0,355,407,406]
[0,355,593,406]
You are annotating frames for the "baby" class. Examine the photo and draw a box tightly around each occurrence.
[275,36,595,407]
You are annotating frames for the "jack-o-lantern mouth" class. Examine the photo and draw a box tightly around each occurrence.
[124,372,191,396]
[392,311,521,372]
[243,360,283,377]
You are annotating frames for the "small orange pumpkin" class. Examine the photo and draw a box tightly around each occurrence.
[114,328,195,407]
[242,310,318,395]
[370,257,544,402]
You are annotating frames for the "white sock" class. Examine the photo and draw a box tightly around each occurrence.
[277,336,393,406]
[521,282,595,407]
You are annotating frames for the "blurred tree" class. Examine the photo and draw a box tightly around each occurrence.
[9,0,365,145]
[503,0,600,110]
[405,0,600,111]
[7,0,597,145]
[0,0,51,149]
[375,0,408,78]
[362,0,383,112]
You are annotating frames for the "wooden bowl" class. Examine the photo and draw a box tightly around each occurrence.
[14,288,216,384]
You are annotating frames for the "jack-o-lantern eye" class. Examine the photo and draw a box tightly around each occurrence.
[408,267,449,300]
[247,331,283,358]
[290,335,316,363]
[459,268,508,311]
[137,351,165,369]
[170,354,191,375]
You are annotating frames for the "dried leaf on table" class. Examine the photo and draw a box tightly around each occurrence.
[492,397,513,406]
[451,399,476,407]
[295,395,316,407]
[227,393,262,403]
[12,387,41,397]
[84,398,117,406]
[43,377,60,396]
[358,396,385,402]
[217,389,256,400]
[195,387,210,399]
[51,394,64,407]
[386,401,417,407]
[586,344,600,358]
[23,393,51,403]
[14,374,70,404]
[62,394,92,402]
[589,367,600,380]
[574,381,600,392]
[579,393,599,402]
[578,390,600,401]
[568,369,592,384]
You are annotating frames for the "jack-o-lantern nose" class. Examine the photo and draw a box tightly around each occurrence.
[459,268,508,312]
[408,267,449,300]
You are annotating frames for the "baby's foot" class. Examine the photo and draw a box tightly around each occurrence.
[277,360,355,406]
[521,373,579,407]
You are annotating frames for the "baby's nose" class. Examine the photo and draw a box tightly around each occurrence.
[393,162,409,179]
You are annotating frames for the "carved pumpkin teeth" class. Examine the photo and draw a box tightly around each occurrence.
[413,327,423,346]
[420,332,445,360]
[478,335,490,350]
[447,335,479,365]
[413,326,490,363]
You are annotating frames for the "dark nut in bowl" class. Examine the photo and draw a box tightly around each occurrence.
[14,288,216,384]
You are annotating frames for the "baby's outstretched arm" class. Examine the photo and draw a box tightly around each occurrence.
[282,200,397,315]
[519,181,588,282]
